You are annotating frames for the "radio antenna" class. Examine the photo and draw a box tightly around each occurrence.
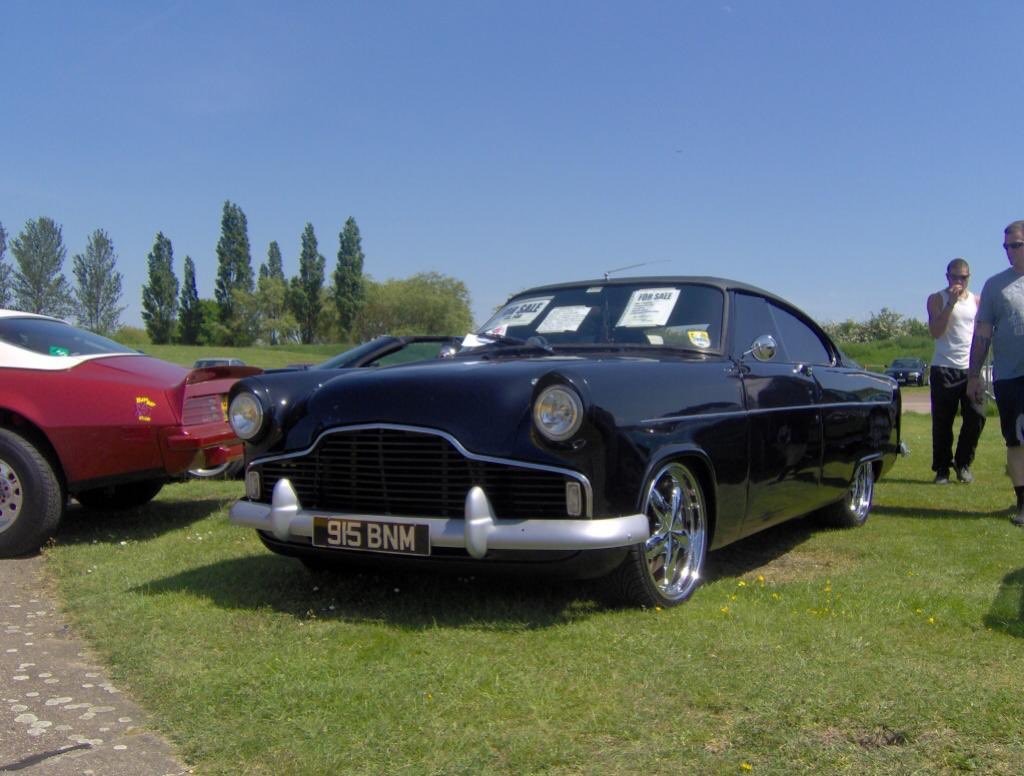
[603,259,670,281]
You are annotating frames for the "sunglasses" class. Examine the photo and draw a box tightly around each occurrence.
[1004,241,1024,250]
[948,274,969,281]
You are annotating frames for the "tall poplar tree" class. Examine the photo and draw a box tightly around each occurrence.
[333,217,365,337]
[178,256,203,345]
[259,240,285,281]
[214,200,253,324]
[141,232,179,344]
[289,223,325,344]
[72,229,125,335]
[10,217,74,317]
[0,222,10,308]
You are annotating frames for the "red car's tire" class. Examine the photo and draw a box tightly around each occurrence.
[0,428,65,558]
[76,480,164,510]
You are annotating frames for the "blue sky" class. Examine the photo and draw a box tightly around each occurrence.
[3,1,1022,331]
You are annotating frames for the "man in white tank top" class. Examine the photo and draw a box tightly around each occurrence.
[926,257,985,484]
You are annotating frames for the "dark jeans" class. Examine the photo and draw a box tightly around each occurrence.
[930,365,986,472]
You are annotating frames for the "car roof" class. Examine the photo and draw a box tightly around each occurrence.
[507,276,794,308]
[0,308,64,322]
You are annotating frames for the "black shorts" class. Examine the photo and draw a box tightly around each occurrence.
[994,376,1024,447]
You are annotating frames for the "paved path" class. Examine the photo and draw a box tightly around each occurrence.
[1,554,190,775]
[902,391,930,413]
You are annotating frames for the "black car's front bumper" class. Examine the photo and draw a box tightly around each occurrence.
[230,477,650,559]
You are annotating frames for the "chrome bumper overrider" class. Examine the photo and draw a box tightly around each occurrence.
[229,478,651,559]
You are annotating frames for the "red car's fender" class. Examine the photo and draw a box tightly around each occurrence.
[1,357,260,487]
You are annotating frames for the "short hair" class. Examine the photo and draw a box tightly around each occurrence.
[946,257,969,274]
[1005,220,1024,235]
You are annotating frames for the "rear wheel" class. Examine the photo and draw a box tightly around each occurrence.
[0,429,64,557]
[607,461,709,607]
[76,479,164,510]
[820,460,874,528]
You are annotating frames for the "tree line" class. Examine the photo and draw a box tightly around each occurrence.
[0,202,474,345]
[821,308,929,343]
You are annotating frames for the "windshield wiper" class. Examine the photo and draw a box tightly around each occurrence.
[468,333,555,354]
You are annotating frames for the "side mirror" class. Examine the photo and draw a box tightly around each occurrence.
[743,334,777,362]
[437,344,459,359]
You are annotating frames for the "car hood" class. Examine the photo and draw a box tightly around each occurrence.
[255,351,723,458]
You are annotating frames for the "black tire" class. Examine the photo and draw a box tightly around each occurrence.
[819,460,874,528]
[605,461,709,607]
[75,479,164,510]
[0,428,65,557]
[187,460,244,480]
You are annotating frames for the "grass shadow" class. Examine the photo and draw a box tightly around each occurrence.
[874,505,1011,520]
[135,513,831,626]
[135,553,605,630]
[983,567,1024,638]
[54,497,229,547]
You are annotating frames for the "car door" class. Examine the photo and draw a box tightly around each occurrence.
[731,292,826,530]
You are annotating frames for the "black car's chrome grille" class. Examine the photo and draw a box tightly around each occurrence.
[257,428,576,519]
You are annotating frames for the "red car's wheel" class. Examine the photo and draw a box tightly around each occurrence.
[0,429,64,557]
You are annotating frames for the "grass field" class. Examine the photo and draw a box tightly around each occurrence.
[44,414,1024,774]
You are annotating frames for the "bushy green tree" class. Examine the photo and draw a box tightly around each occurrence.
[333,217,365,337]
[141,232,179,344]
[0,222,11,308]
[10,217,74,317]
[214,200,254,326]
[178,256,203,345]
[353,271,473,339]
[289,223,325,344]
[72,229,125,336]
[255,272,298,345]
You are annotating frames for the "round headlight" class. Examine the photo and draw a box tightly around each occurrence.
[533,385,583,441]
[229,392,265,440]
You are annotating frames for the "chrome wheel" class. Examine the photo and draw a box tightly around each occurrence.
[846,461,874,523]
[0,457,24,536]
[641,462,708,603]
[820,460,874,528]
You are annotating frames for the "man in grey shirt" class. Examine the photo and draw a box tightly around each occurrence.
[968,220,1024,526]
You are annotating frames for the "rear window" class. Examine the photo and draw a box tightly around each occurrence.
[0,318,137,358]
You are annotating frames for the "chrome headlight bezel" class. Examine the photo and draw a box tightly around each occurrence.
[533,385,584,442]
[229,392,265,441]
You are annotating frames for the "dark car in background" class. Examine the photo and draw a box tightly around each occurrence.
[188,336,460,479]
[227,276,901,607]
[885,357,928,386]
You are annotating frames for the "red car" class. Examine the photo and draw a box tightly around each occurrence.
[0,309,260,556]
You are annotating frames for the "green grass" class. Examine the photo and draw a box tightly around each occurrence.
[45,414,1024,774]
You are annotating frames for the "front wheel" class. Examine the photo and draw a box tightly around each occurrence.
[606,461,709,607]
[819,460,874,528]
[76,480,164,510]
[0,429,65,557]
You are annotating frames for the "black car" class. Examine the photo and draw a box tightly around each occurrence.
[227,277,901,607]
[884,357,928,386]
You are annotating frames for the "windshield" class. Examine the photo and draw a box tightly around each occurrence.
[476,282,724,351]
[891,359,920,368]
[0,317,137,357]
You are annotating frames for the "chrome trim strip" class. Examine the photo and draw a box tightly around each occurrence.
[249,422,595,518]
[640,400,895,426]
[230,479,648,556]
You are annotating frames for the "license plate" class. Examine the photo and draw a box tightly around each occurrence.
[312,517,430,556]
